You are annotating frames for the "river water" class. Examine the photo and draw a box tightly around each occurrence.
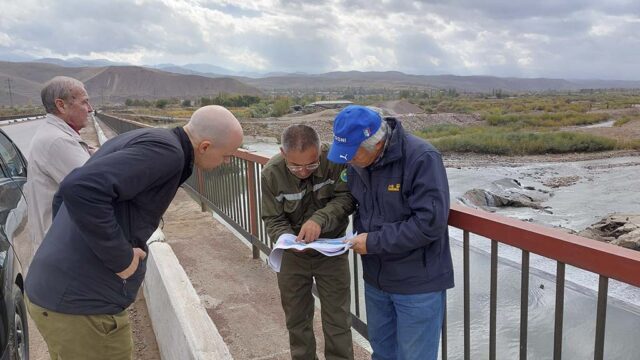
[246,142,640,359]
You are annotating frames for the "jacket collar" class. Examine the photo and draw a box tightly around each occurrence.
[46,113,85,142]
[171,127,194,184]
[312,143,331,180]
[369,117,404,169]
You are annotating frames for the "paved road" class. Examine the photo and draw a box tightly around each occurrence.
[1,118,45,155]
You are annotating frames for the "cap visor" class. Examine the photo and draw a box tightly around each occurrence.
[328,142,360,164]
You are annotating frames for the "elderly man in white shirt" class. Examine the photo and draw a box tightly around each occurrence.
[24,76,95,261]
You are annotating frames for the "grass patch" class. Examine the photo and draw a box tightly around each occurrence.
[484,112,609,127]
[415,124,467,139]
[613,116,639,127]
[617,139,640,150]
[417,125,617,155]
[412,91,640,115]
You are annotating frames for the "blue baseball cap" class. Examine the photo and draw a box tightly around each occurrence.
[328,105,382,164]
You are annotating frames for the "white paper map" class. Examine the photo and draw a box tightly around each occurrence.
[268,233,355,272]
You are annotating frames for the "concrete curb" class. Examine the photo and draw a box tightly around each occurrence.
[0,115,46,126]
[92,114,109,144]
[144,242,233,360]
[93,118,233,360]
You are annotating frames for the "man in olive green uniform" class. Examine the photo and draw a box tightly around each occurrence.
[261,124,355,360]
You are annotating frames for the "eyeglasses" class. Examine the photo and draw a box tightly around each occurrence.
[286,161,320,173]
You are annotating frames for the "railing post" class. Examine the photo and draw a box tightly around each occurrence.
[554,262,566,360]
[490,240,498,360]
[196,168,206,212]
[246,162,260,259]
[520,250,530,360]
[594,276,609,360]
[463,231,470,360]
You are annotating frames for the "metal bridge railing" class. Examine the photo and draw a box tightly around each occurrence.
[98,113,640,360]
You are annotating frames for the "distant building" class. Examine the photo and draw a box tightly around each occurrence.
[303,100,353,113]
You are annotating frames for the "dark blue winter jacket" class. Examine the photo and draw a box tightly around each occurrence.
[26,127,193,315]
[349,118,454,294]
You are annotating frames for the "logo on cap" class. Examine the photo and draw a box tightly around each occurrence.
[363,128,371,137]
[339,154,349,161]
[334,135,348,143]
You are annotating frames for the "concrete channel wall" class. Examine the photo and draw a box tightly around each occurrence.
[94,118,233,360]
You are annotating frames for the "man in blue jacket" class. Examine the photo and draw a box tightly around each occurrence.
[25,105,243,360]
[328,105,454,360]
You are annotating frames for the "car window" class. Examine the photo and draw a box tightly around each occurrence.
[0,132,26,178]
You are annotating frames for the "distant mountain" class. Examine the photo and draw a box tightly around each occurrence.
[0,61,263,106]
[240,71,640,92]
[570,79,640,89]
[34,57,129,67]
[154,63,266,79]
[152,65,223,78]
[2,60,639,107]
[182,63,234,75]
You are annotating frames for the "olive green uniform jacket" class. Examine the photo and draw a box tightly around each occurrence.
[261,144,355,243]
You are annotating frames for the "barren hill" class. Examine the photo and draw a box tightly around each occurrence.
[239,71,640,93]
[0,61,262,106]
[83,66,262,103]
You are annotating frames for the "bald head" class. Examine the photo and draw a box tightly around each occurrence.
[185,105,242,145]
[183,105,244,170]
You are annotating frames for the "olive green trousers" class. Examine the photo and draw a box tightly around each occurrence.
[26,296,133,360]
[277,250,354,360]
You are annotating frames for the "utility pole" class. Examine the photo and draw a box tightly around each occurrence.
[6,78,14,107]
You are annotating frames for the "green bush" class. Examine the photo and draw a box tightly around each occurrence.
[271,97,291,117]
[421,130,617,155]
[155,99,169,109]
[249,102,271,118]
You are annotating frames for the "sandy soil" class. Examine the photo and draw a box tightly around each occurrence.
[128,291,161,360]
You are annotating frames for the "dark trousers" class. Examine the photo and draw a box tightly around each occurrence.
[277,250,354,360]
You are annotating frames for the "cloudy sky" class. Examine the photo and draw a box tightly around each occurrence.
[1,0,639,79]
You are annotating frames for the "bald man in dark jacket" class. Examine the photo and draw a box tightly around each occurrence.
[26,105,243,360]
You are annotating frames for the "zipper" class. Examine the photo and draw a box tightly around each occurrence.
[122,279,128,297]
[376,256,383,289]
[423,247,428,268]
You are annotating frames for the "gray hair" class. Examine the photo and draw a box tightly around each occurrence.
[41,76,85,114]
[281,124,320,153]
[361,120,389,151]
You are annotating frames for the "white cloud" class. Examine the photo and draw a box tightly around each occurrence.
[0,33,12,47]
[0,0,638,79]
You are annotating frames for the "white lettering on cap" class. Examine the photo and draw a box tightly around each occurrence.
[334,135,348,143]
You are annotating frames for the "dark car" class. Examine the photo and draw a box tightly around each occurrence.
[0,128,30,360]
